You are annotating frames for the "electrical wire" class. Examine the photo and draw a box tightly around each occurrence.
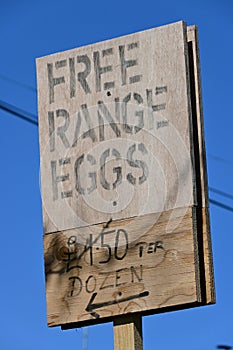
[0,99,38,126]
[209,153,233,166]
[209,199,233,213]
[0,73,36,93]
[1,73,233,169]
[209,187,233,201]
[1,97,233,214]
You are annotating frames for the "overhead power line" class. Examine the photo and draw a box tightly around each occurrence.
[0,99,38,126]
[209,153,233,167]
[209,199,233,213]
[0,73,36,93]
[0,74,232,169]
[209,187,233,201]
[1,98,233,214]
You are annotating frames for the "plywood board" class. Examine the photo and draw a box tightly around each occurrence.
[36,21,193,234]
[36,21,215,329]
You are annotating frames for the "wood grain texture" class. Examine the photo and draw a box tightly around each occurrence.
[36,21,194,234]
[114,314,143,350]
[37,21,215,329]
[44,207,199,327]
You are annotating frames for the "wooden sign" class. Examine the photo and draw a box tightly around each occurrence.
[36,21,215,329]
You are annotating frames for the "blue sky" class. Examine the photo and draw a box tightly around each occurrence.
[1,1,233,349]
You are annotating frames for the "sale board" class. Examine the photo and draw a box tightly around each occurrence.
[36,21,215,328]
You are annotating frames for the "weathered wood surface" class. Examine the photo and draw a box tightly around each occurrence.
[37,21,215,329]
[37,21,193,234]
[114,314,143,350]
[44,207,199,327]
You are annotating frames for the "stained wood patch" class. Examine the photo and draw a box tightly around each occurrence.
[37,21,215,329]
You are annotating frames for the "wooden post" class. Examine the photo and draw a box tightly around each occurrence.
[114,315,143,350]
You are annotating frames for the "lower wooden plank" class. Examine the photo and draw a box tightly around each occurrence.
[202,206,215,303]
[44,206,202,327]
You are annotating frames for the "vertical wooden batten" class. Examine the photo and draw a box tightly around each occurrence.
[187,26,215,304]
